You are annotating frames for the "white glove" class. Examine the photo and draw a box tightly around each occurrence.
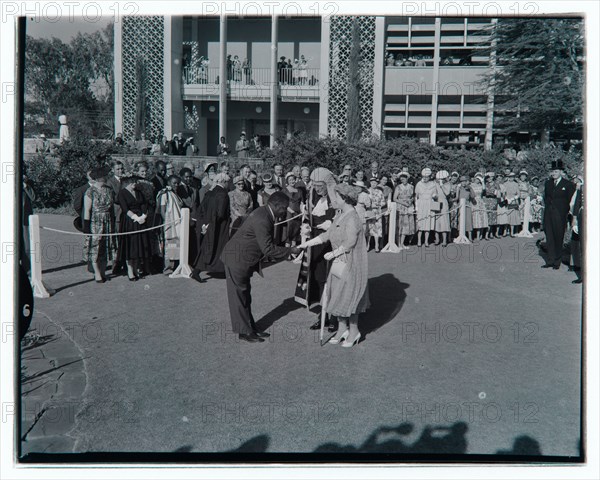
[299,236,324,249]
[324,247,345,261]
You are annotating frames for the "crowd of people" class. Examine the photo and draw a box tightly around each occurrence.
[71,155,583,343]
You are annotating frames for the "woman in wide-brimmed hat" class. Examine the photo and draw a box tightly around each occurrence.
[415,167,438,247]
[299,183,370,348]
[433,170,451,246]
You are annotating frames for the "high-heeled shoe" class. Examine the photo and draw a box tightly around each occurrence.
[341,332,361,348]
[328,330,349,345]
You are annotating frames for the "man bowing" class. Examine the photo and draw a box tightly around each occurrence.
[221,192,301,343]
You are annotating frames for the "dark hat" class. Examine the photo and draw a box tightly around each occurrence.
[550,160,564,171]
[262,172,273,182]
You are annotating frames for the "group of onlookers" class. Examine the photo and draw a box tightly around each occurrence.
[72,156,583,286]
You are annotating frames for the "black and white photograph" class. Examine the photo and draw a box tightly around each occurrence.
[1,0,599,477]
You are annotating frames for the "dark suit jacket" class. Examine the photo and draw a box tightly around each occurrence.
[151,175,166,196]
[72,182,91,218]
[544,177,576,219]
[221,206,290,274]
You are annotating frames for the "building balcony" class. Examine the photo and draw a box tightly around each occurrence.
[182,67,320,102]
[384,65,487,95]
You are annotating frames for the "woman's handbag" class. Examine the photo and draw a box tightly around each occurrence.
[430,201,442,212]
[329,254,348,278]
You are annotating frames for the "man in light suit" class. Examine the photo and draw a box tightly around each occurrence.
[542,160,576,269]
[221,192,300,343]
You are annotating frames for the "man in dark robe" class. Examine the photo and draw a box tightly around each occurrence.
[542,160,576,270]
[191,173,230,281]
[221,191,300,342]
[293,167,337,331]
[177,167,201,263]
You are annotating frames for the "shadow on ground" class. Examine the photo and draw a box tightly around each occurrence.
[360,274,408,339]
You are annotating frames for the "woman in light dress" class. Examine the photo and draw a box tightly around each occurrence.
[414,168,438,247]
[367,177,386,252]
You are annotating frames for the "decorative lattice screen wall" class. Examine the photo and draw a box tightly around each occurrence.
[121,17,165,142]
[327,16,376,140]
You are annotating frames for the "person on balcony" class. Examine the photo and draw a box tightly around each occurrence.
[217,136,230,157]
[394,54,405,66]
[299,55,309,85]
[243,58,252,85]
[235,132,250,158]
[278,56,287,84]
[233,55,242,82]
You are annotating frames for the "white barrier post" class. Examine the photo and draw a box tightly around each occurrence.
[516,196,533,238]
[381,201,401,253]
[170,208,193,278]
[28,215,52,298]
[453,198,471,244]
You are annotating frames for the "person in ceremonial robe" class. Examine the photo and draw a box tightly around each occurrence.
[190,173,231,282]
[293,167,338,332]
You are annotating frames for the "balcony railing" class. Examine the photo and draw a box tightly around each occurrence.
[182,67,320,101]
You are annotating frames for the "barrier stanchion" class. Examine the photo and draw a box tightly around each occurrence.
[516,196,533,238]
[170,208,193,279]
[381,201,401,253]
[453,198,471,244]
[29,215,53,298]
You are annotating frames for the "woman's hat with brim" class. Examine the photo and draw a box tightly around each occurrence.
[233,175,244,185]
[204,162,217,173]
[285,172,297,181]
[421,167,432,177]
[334,183,360,203]
[399,172,410,179]
[436,170,449,180]
[262,172,273,182]
[459,175,469,182]
[519,170,528,177]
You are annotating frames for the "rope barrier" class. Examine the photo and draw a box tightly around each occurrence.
[274,211,304,226]
[40,219,181,237]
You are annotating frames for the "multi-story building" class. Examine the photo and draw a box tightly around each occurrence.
[114,15,497,155]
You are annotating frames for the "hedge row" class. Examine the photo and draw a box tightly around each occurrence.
[25,135,583,209]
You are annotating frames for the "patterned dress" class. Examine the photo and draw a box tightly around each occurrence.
[368,187,385,237]
[457,185,474,232]
[434,182,451,233]
[83,185,116,262]
[483,183,499,226]
[228,189,253,230]
[496,181,508,226]
[470,182,489,229]
[415,180,438,231]
[394,183,416,235]
[530,185,543,224]
[317,209,370,318]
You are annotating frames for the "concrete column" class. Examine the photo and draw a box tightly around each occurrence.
[114,20,123,138]
[484,19,498,151]
[318,17,331,138]
[372,16,386,138]
[430,17,441,146]
[269,15,279,147]
[219,16,228,141]
[287,119,293,139]
[164,16,184,139]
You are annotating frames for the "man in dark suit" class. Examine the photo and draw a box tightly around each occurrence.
[221,192,301,343]
[151,160,167,196]
[107,161,124,274]
[542,160,576,269]
[72,168,94,272]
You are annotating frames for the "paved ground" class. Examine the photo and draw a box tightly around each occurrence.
[20,213,583,457]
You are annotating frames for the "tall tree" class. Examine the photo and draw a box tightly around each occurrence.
[24,23,114,138]
[346,18,362,143]
[480,18,584,144]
